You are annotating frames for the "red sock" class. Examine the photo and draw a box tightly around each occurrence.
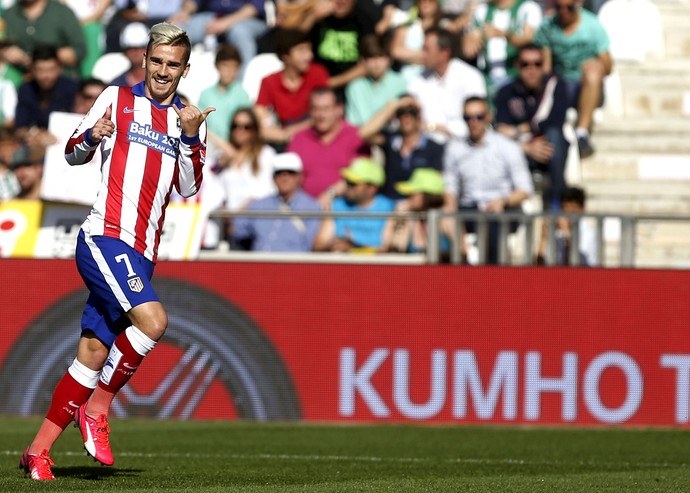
[98,330,145,394]
[45,371,95,429]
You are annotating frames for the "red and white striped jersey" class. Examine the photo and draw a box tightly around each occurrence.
[65,83,207,263]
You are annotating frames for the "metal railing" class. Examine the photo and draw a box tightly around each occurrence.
[204,209,690,268]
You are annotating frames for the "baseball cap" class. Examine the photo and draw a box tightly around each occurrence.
[395,168,445,196]
[272,152,303,173]
[9,145,44,170]
[341,158,384,186]
[120,22,149,50]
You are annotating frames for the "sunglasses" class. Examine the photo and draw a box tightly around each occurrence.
[345,179,362,187]
[231,122,255,131]
[463,113,486,122]
[519,60,543,68]
[274,169,298,176]
[555,3,576,11]
[395,107,419,118]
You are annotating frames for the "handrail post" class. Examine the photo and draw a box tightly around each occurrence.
[426,209,440,265]
[620,216,636,267]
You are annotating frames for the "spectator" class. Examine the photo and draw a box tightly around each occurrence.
[533,0,612,158]
[494,43,569,211]
[314,157,395,252]
[0,127,20,201]
[388,0,445,83]
[272,0,335,32]
[110,22,149,86]
[0,20,23,88]
[345,34,407,127]
[232,152,322,252]
[8,145,44,200]
[105,0,185,52]
[286,87,371,208]
[359,95,445,200]
[309,0,374,89]
[177,0,268,79]
[536,185,597,265]
[462,0,542,94]
[217,107,276,215]
[198,43,251,143]
[1,0,86,80]
[408,27,486,143]
[16,46,78,147]
[382,167,447,254]
[72,78,108,115]
[254,28,328,147]
[443,96,533,264]
[63,0,111,78]
[0,58,17,127]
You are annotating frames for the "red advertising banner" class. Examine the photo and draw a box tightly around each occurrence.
[1,259,689,427]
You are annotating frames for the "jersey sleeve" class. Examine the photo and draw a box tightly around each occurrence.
[64,86,118,166]
[175,121,207,198]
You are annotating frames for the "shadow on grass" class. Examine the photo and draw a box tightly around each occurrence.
[52,466,142,480]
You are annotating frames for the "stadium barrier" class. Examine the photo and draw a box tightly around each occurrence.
[1,259,689,427]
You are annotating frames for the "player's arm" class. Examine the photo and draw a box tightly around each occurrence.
[65,86,117,165]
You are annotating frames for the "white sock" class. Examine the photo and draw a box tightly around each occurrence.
[68,358,100,389]
[575,127,589,139]
[125,325,157,356]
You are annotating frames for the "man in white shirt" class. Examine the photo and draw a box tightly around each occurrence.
[408,27,487,144]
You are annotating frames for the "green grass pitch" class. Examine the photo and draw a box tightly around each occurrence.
[1,418,689,492]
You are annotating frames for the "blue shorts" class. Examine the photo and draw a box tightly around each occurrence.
[75,229,158,347]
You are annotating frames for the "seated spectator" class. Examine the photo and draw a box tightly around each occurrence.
[106,0,185,52]
[382,167,447,254]
[359,95,445,200]
[0,127,20,201]
[408,27,486,143]
[494,43,569,211]
[232,152,322,252]
[216,107,276,214]
[462,0,542,95]
[345,34,407,127]
[286,87,371,208]
[309,0,375,89]
[536,185,597,266]
[533,0,612,158]
[254,28,328,147]
[63,0,110,78]
[314,157,395,252]
[110,22,149,87]
[16,46,78,148]
[199,43,251,143]
[8,145,45,200]
[177,0,268,79]
[388,0,445,83]
[443,96,533,264]
[72,78,108,115]
[1,0,86,80]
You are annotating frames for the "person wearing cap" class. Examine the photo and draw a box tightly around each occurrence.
[232,152,322,252]
[7,145,45,200]
[382,167,448,254]
[314,157,395,252]
[110,22,150,87]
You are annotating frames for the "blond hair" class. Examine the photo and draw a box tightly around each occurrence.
[147,22,192,63]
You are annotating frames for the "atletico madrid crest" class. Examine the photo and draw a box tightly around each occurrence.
[128,277,144,293]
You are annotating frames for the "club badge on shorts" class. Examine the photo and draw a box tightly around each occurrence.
[128,277,144,293]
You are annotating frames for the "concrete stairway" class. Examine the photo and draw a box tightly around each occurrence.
[583,0,690,267]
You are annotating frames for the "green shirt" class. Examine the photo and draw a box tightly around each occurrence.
[2,0,86,79]
[345,69,407,126]
[533,8,610,82]
[198,81,252,141]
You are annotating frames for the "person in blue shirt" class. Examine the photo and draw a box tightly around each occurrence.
[232,152,322,252]
[314,157,395,252]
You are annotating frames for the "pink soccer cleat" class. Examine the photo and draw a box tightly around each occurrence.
[74,404,114,466]
[19,447,56,480]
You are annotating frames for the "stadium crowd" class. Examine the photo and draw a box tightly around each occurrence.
[0,0,612,265]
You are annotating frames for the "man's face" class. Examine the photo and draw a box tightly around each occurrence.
[364,55,389,81]
[273,170,301,196]
[333,0,355,17]
[73,83,106,115]
[421,33,446,72]
[125,47,146,66]
[217,59,240,86]
[14,162,42,192]
[343,180,373,205]
[555,0,579,27]
[463,100,490,143]
[286,42,313,74]
[309,92,342,134]
[32,59,61,91]
[396,106,421,136]
[144,43,190,105]
[517,49,545,90]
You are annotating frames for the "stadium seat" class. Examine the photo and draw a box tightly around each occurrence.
[241,53,284,103]
[598,0,664,62]
[91,52,130,84]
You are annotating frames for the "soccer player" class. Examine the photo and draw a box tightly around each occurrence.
[19,22,214,481]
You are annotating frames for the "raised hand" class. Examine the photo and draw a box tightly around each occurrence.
[173,104,216,138]
[91,106,115,143]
